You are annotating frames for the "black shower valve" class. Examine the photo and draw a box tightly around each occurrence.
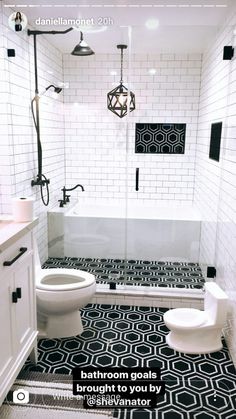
[66,195,70,203]
[31,178,40,187]
[31,177,50,187]
[42,177,50,186]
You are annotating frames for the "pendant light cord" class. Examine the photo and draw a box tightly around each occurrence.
[120,47,123,84]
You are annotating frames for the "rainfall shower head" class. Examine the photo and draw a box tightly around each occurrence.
[28,27,95,57]
[71,31,94,56]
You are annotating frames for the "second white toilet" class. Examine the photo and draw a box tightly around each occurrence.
[164,282,228,354]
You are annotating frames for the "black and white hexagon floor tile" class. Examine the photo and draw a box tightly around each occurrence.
[42,258,205,289]
[23,304,236,419]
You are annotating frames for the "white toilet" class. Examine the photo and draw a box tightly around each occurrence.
[163,282,228,354]
[34,240,96,339]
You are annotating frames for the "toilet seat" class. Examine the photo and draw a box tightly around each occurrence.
[36,268,95,291]
[164,308,207,330]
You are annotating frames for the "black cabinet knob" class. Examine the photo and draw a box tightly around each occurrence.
[12,292,18,303]
[16,288,22,299]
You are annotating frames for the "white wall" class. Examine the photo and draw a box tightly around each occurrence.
[63,52,201,206]
[0,4,65,260]
[194,7,236,364]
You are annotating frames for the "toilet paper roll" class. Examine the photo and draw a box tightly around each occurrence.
[12,197,34,222]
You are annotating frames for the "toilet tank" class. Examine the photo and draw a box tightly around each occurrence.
[204,282,228,325]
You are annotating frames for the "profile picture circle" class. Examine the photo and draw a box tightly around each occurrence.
[8,11,28,32]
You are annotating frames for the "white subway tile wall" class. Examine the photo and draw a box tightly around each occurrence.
[0,4,65,261]
[63,52,201,206]
[194,9,236,364]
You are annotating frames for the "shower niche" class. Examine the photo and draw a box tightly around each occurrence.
[135,123,186,154]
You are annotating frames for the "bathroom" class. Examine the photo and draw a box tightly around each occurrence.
[0,0,236,417]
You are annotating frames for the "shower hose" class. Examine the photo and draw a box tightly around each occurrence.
[31,99,50,206]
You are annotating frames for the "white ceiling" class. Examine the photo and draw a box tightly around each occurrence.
[3,0,234,53]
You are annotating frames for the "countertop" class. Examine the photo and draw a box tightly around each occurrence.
[0,216,38,253]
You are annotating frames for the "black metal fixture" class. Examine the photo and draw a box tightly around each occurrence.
[7,49,15,57]
[3,247,27,266]
[28,28,94,206]
[207,266,216,278]
[223,46,234,60]
[59,184,85,207]
[42,84,62,95]
[135,168,139,191]
[209,122,222,162]
[107,44,135,118]
[71,31,94,56]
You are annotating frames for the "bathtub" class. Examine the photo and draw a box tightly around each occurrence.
[55,201,202,262]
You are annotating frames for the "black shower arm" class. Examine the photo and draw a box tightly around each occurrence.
[45,85,55,92]
[27,27,74,36]
[28,27,74,95]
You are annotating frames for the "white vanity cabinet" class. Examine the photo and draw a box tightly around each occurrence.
[0,222,38,406]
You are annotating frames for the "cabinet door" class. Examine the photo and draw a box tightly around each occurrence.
[0,274,14,391]
[13,252,36,352]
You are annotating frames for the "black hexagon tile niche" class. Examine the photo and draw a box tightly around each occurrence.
[135,123,186,154]
[22,303,236,419]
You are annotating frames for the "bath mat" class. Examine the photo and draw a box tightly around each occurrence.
[0,371,114,419]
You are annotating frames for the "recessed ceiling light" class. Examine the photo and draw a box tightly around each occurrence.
[148,68,156,75]
[145,19,159,30]
[110,70,117,76]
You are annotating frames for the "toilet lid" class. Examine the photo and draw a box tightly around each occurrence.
[164,308,207,329]
[36,268,95,291]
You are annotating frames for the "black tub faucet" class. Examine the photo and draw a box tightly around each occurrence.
[59,184,84,207]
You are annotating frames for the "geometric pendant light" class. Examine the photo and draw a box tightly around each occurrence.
[107,44,135,118]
